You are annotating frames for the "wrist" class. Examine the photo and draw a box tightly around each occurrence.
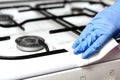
[93,2,120,30]
[109,2,120,29]
[116,0,120,2]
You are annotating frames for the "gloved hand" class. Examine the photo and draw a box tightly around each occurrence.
[72,1,120,59]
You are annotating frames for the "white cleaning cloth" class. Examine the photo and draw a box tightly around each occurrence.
[65,38,119,67]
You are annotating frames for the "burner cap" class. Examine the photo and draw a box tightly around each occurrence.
[15,35,46,52]
[71,8,83,14]
[0,14,14,26]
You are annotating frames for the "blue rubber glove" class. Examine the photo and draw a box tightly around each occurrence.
[72,1,120,59]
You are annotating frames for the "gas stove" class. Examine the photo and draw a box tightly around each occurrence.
[0,0,120,80]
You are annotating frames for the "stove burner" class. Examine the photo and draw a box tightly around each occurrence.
[0,14,14,26]
[15,35,49,52]
[71,8,83,14]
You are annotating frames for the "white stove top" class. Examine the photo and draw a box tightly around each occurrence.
[0,0,119,80]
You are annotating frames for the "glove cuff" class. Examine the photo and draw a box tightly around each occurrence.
[93,1,120,31]
[116,0,120,2]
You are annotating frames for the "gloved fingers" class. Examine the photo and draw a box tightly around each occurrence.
[73,39,88,54]
[72,39,80,49]
[82,35,109,59]
[73,29,100,54]
[78,23,94,38]
[72,24,94,49]
[72,31,89,49]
